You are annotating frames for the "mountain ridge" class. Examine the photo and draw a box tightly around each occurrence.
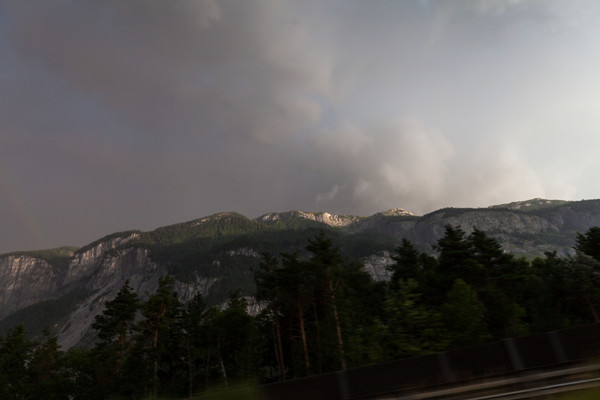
[1,198,569,256]
[2,198,600,349]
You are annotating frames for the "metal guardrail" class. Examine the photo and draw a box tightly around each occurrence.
[263,323,600,400]
[384,363,600,400]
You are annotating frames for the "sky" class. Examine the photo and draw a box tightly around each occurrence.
[1,0,600,252]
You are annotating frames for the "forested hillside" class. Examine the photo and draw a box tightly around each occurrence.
[2,226,600,399]
[2,199,600,352]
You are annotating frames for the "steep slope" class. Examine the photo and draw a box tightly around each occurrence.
[0,254,62,319]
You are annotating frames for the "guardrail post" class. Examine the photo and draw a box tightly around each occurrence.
[503,338,524,371]
[548,331,568,363]
[337,370,349,400]
[437,351,455,383]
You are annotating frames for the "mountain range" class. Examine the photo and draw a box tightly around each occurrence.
[2,197,600,349]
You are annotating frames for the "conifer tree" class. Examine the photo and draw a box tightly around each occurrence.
[208,291,258,385]
[441,279,489,348]
[181,292,210,396]
[306,231,347,370]
[383,279,447,357]
[28,328,71,399]
[279,252,312,376]
[530,252,574,330]
[389,238,422,285]
[254,253,286,380]
[0,324,34,399]
[437,225,481,289]
[575,226,600,261]
[92,279,140,377]
[140,275,183,398]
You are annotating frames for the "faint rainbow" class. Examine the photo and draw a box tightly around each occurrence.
[0,166,47,250]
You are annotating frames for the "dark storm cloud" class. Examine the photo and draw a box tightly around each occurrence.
[5,0,327,143]
[2,1,600,252]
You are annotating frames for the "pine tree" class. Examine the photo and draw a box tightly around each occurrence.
[468,229,530,338]
[530,252,574,330]
[0,324,34,399]
[306,231,347,370]
[437,225,481,289]
[254,253,286,380]
[279,252,312,376]
[62,348,100,400]
[389,239,422,285]
[565,254,600,323]
[383,279,447,358]
[337,259,388,367]
[28,328,71,399]
[575,226,600,261]
[140,275,183,398]
[441,279,490,348]
[181,293,210,396]
[91,279,140,393]
[208,291,258,385]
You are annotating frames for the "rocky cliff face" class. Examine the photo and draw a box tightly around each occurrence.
[0,255,60,319]
[363,252,394,281]
[0,234,168,348]
[58,246,169,348]
[0,233,230,348]
[258,210,362,227]
[63,233,141,286]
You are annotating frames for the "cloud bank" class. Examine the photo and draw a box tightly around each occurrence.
[1,0,600,251]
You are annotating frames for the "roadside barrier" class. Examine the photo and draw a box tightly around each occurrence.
[263,323,600,400]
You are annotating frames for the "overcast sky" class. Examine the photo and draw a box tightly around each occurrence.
[1,0,600,252]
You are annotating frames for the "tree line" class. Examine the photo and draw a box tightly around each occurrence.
[1,226,600,399]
